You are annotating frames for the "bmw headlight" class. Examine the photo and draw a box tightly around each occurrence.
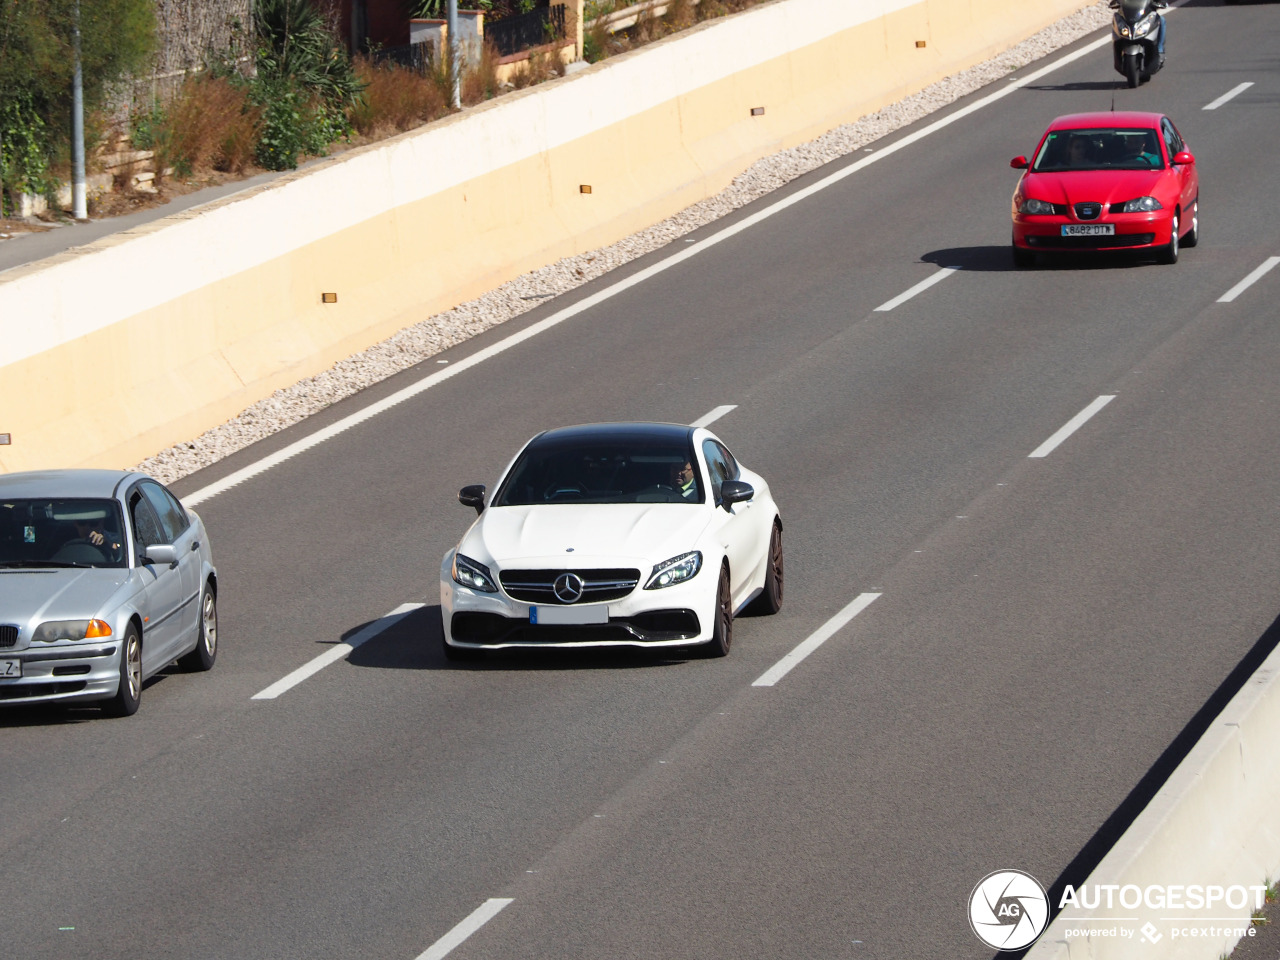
[32,619,113,642]
[644,551,702,590]
[1019,198,1057,216]
[1132,12,1157,38]
[1119,196,1162,213]
[452,554,498,593]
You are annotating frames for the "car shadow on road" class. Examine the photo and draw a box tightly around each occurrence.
[922,245,1152,273]
[999,606,1280,959]
[0,673,168,727]
[344,605,692,672]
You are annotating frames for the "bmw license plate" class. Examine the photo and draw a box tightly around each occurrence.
[530,605,609,625]
[0,659,21,679]
[1062,224,1115,236]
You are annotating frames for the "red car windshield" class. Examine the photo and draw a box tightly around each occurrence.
[1033,129,1164,172]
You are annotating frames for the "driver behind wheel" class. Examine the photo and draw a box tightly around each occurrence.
[71,513,124,561]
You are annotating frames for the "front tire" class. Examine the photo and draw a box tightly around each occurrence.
[702,565,733,658]
[1124,54,1140,88]
[1182,198,1199,248]
[1157,212,1180,264]
[104,624,142,717]
[749,522,784,615]
[179,584,218,672]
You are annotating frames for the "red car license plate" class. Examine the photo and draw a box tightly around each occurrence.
[1062,224,1115,237]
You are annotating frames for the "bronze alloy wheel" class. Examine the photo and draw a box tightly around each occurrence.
[704,565,733,657]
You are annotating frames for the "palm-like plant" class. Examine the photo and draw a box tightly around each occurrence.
[255,0,361,106]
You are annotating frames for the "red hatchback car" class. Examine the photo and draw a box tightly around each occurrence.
[1010,111,1199,267]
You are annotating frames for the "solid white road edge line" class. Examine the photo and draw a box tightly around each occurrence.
[752,592,881,688]
[1028,395,1115,459]
[1217,256,1280,303]
[181,32,1116,508]
[414,899,514,960]
[691,405,737,428]
[874,266,961,312]
[1203,81,1254,111]
[251,602,424,700]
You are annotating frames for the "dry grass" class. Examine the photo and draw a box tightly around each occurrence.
[162,75,262,178]
[350,57,450,136]
[461,43,503,104]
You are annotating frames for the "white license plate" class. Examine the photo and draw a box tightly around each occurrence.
[1062,224,1115,236]
[530,605,609,626]
[0,659,21,679]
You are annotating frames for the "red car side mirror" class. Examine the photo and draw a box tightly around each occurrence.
[1172,151,1195,165]
[1010,156,1029,169]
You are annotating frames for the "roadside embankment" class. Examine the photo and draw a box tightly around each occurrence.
[0,0,1092,473]
[1027,634,1280,960]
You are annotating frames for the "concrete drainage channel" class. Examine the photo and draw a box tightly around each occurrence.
[1027,613,1280,960]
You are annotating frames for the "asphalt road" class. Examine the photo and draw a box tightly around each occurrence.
[4,2,1280,958]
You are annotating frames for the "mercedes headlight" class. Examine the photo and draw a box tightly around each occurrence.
[1019,198,1057,216]
[32,619,113,642]
[452,554,498,593]
[644,551,702,590]
[1119,196,1162,213]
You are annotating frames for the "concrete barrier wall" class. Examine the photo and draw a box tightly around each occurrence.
[1027,643,1280,960]
[0,0,1091,473]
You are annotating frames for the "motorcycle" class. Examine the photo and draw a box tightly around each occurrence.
[1111,0,1167,88]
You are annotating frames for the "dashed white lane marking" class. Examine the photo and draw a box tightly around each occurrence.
[180,35,1116,508]
[1203,82,1254,111]
[752,592,880,687]
[691,405,737,428]
[251,602,424,700]
[1028,395,1115,459]
[414,899,513,960]
[1218,257,1280,303]
[873,266,961,312]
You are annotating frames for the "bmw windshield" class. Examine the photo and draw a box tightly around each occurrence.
[0,499,128,568]
[494,437,704,505]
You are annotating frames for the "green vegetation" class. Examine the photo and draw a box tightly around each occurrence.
[0,0,156,211]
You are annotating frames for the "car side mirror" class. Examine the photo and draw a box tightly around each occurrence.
[1010,156,1029,170]
[1172,151,1195,166]
[719,480,754,510]
[459,484,486,514]
[142,543,177,567]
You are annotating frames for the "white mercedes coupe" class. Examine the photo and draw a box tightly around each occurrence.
[440,422,783,659]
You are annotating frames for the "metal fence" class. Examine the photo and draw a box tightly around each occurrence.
[487,4,565,57]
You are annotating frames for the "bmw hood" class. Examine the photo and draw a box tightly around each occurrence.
[1020,170,1165,207]
[462,504,712,568]
[0,567,132,625]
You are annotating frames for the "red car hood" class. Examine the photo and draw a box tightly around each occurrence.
[1020,169,1166,206]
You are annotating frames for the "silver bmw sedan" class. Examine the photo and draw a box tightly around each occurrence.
[0,470,217,716]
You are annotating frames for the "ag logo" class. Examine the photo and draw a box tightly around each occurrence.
[968,869,1049,951]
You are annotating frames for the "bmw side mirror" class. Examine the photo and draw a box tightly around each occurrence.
[459,484,486,514]
[719,480,754,510]
[1172,151,1195,166]
[142,543,177,567]
[1010,156,1029,170]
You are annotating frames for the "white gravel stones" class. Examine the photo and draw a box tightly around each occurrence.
[138,2,1113,485]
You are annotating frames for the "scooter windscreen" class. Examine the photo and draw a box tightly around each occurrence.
[1118,0,1151,19]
